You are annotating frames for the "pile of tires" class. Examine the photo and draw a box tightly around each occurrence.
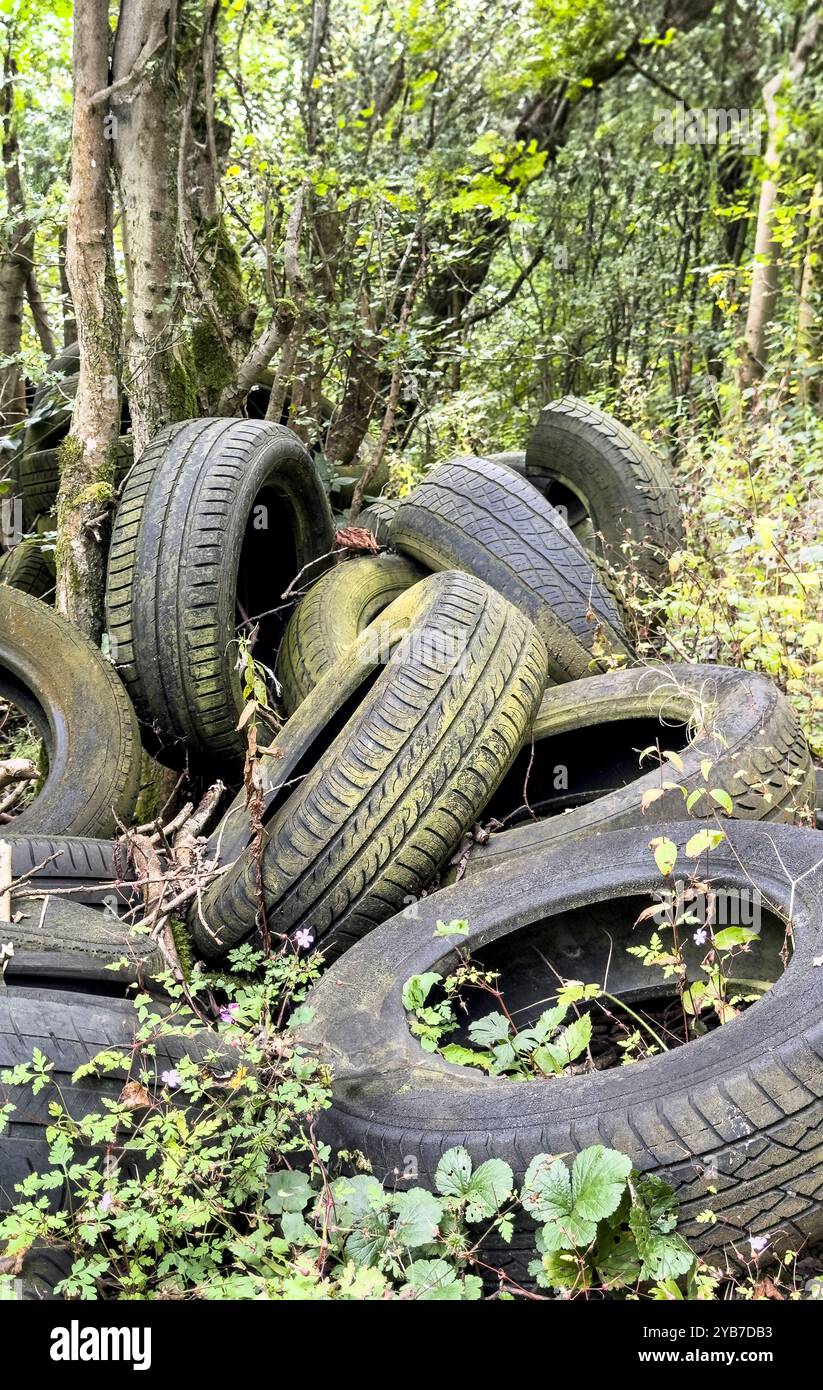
[0,382,819,1290]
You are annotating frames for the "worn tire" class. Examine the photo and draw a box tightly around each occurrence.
[0,986,208,1213]
[393,454,631,678]
[194,570,548,961]
[105,419,334,763]
[277,554,424,713]
[358,497,399,546]
[20,438,133,528]
[0,832,137,907]
[4,894,161,987]
[298,820,823,1267]
[463,663,816,875]
[0,536,55,601]
[525,397,683,582]
[0,588,141,836]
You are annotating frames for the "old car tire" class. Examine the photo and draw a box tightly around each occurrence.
[105,419,334,763]
[277,554,424,712]
[525,397,683,582]
[194,571,547,961]
[298,820,823,1266]
[392,454,631,676]
[0,588,140,837]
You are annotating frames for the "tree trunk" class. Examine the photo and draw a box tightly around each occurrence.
[56,0,121,642]
[0,46,31,425]
[110,0,180,455]
[737,12,820,393]
[797,178,822,404]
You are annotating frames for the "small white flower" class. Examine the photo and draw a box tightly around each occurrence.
[749,1234,769,1257]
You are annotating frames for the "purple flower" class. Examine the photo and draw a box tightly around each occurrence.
[100,1192,113,1214]
[749,1235,769,1257]
[219,1004,240,1024]
[161,1068,182,1088]
[293,928,314,951]
[693,927,708,946]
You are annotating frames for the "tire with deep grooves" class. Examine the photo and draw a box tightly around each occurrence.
[525,397,683,581]
[0,588,141,836]
[20,438,133,528]
[298,820,823,1270]
[392,454,632,678]
[5,894,161,985]
[0,536,55,600]
[277,554,424,713]
[105,419,334,762]
[358,497,399,546]
[194,570,548,961]
[0,833,137,906]
[463,663,816,875]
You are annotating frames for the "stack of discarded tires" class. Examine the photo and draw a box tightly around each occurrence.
[1,396,820,1292]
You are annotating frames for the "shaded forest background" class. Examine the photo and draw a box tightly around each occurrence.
[0,0,821,749]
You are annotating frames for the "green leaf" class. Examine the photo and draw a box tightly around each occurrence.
[709,788,733,814]
[685,828,725,857]
[402,972,442,1011]
[571,1146,633,1224]
[712,926,757,949]
[433,918,469,937]
[393,1188,443,1247]
[467,1012,511,1047]
[265,1169,313,1215]
[434,1146,473,1198]
[535,1012,592,1073]
[439,1043,493,1071]
[650,837,678,875]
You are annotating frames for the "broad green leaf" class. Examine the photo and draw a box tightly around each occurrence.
[685,828,725,857]
[402,972,442,1011]
[650,837,677,875]
[467,1011,511,1047]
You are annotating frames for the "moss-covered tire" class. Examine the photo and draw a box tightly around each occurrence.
[0,832,138,907]
[462,663,816,876]
[277,554,424,712]
[358,497,399,546]
[0,986,207,1213]
[105,419,334,764]
[0,536,55,601]
[4,893,161,987]
[525,397,683,582]
[0,588,140,836]
[393,454,632,677]
[20,438,133,528]
[193,570,548,961]
[298,820,823,1269]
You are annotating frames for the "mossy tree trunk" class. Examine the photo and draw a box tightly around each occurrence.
[57,0,121,642]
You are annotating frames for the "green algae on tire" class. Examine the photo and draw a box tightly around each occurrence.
[105,418,334,764]
[277,553,425,713]
[193,570,548,962]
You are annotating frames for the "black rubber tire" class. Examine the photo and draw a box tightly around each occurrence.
[358,497,399,546]
[463,663,816,875]
[298,819,823,1267]
[525,397,684,582]
[194,570,548,961]
[277,554,424,713]
[392,454,632,677]
[0,588,141,836]
[0,832,137,907]
[105,418,335,764]
[0,985,208,1213]
[4,893,161,987]
[0,536,55,601]
[20,437,133,528]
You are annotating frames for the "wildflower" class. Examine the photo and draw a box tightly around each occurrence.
[219,1004,240,1024]
[100,1192,113,1214]
[160,1068,182,1088]
[693,927,708,946]
[749,1234,769,1257]
[294,928,314,951]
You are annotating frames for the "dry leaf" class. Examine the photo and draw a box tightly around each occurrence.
[120,1080,152,1111]
[753,1277,784,1300]
[335,526,378,553]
